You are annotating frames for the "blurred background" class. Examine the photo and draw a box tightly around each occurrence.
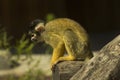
[0,0,120,80]
[0,0,120,50]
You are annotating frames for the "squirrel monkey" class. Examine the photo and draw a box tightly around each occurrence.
[29,18,93,69]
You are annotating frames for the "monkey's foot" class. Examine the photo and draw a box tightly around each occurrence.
[51,56,76,71]
[51,64,56,72]
[51,61,63,71]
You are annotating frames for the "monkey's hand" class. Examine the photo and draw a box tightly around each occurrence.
[51,55,76,71]
[50,61,60,71]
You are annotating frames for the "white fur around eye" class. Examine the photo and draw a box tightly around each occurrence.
[35,23,44,31]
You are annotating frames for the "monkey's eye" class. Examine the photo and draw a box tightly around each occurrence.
[34,31,40,36]
[31,33,34,37]
[28,30,40,36]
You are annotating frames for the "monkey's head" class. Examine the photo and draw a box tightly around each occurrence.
[29,19,45,43]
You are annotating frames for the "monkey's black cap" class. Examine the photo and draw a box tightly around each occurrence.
[29,19,45,30]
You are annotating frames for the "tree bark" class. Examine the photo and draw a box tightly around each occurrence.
[71,35,120,80]
[52,61,84,80]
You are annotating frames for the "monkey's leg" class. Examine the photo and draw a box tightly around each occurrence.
[50,41,65,69]
[54,29,78,63]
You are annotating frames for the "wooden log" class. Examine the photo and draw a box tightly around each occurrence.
[70,35,120,80]
[52,61,84,80]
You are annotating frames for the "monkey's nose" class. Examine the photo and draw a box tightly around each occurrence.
[31,37,37,42]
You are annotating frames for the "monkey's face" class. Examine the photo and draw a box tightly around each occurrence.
[29,30,41,42]
[29,19,45,43]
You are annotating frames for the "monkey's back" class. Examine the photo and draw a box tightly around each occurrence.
[45,18,88,42]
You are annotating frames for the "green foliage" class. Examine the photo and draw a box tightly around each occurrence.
[0,27,34,60]
[14,34,34,59]
[45,13,56,22]
[0,28,12,49]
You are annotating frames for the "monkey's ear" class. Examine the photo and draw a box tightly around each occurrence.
[29,19,45,30]
[35,23,45,32]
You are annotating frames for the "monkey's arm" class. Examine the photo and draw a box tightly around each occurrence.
[50,41,65,69]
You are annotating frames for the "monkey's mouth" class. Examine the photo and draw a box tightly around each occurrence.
[31,37,38,42]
